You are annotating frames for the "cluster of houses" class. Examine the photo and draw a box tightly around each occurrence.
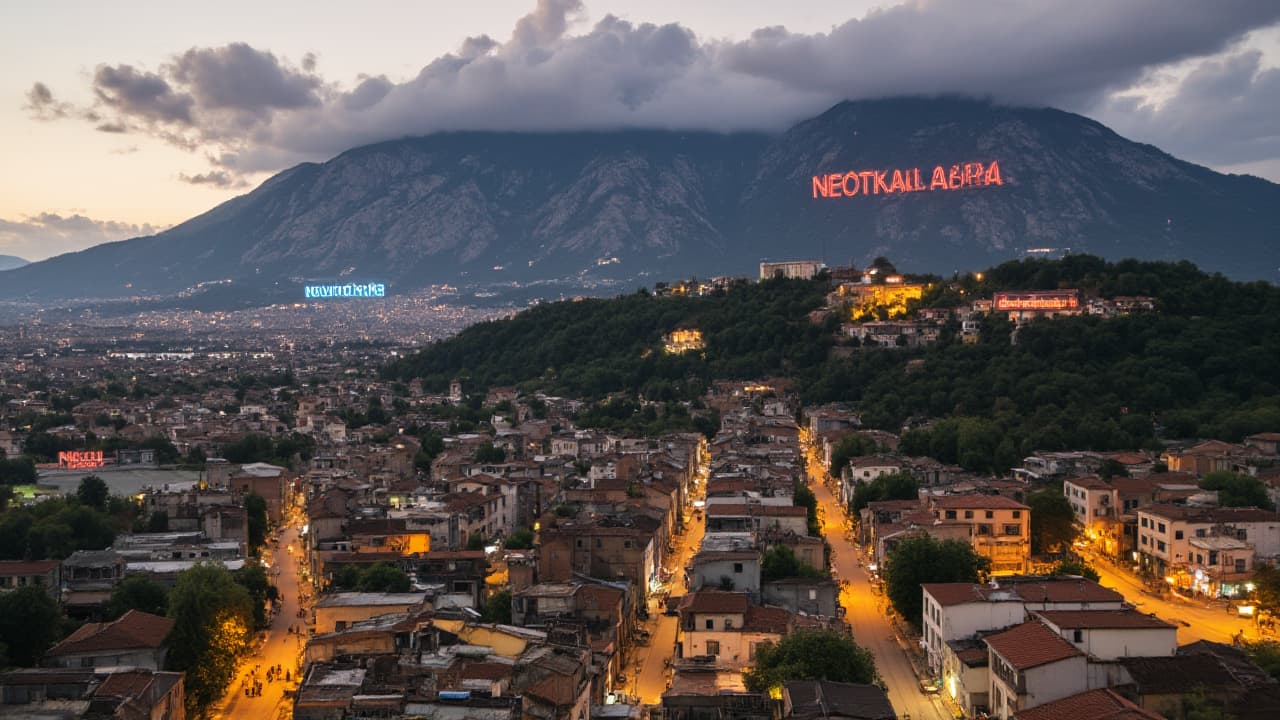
[921,575,1280,720]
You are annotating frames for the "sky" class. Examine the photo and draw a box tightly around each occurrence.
[3,0,1279,261]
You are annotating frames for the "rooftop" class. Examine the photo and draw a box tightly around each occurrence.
[1034,609,1175,630]
[680,590,750,615]
[1014,688,1164,720]
[46,610,174,656]
[316,592,428,608]
[931,494,1029,510]
[984,620,1084,670]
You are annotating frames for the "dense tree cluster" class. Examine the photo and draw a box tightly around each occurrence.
[1027,489,1078,555]
[744,629,878,693]
[1200,471,1275,510]
[850,472,919,513]
[0,477,132,560]
[330,563,412,593]
[882,535,988,628]
[760,545,824,582]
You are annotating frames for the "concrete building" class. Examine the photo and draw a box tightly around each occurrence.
[930,494,1032,575]
[759,260,824,281]
[985,620,1088,720]
[44,610,175,671]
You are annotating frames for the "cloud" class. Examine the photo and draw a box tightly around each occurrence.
[0,213,166,261]
[96,121,128,133]
[177,170,249,188]
[24,82,73,120]
[35,0,1280,183]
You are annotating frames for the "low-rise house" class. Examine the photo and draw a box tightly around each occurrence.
[61,550,127,616]
[930,495,1031,576]
[985,620,1088,720]
[313,592,429,634]
[0,667,185,720]
[677,590,793,668]
[44,610,175,671]
[1032,610,1177,660]
[1012,687,1163,720]
[0,560,61,600]
[785,680,895,720]
[1137,504,1280,595]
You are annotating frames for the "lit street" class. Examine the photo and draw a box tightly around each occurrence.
[1078,545,1261,646]
[801,429,948,720]
[214,512,310,720]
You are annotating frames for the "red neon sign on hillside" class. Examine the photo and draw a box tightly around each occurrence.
[812,161,1003,199]
[59,450,105,469]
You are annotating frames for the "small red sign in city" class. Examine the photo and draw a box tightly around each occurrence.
[59,450,106,469]
[812,161,1003,198]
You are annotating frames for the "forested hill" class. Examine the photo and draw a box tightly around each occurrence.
[387,256,1280,471]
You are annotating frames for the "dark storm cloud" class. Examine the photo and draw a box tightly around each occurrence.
[41,0,1280,182]
[1100,50,1280,168]
[0,213,164,260]
[92,64,194,124]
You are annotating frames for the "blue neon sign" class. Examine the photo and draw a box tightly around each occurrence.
[304,282,386,299]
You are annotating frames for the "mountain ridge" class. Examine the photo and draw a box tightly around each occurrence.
[3,97,1277,302]
[0,255,29,271]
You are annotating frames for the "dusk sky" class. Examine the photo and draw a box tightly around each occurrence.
[4,0,1280,261]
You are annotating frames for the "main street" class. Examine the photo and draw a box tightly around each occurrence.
[1079,545,1258,646]
[803,430,949,720]
[215,509,310,720]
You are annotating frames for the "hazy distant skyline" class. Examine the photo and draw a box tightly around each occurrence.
[4,0,1279,261]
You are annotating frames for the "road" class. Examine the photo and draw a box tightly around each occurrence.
[809,471,949,720]
[1079,545,1259,646]
[214,512,310,720]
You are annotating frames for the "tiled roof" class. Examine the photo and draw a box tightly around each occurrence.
[931,494,1029,510]
[1014,688,1163,720]
[459,661,513,681]
[680,590,750,615]
[921,583,1020,607]
[1140,504,1280,524]
[1034,609,1176,630]
[742,606,792,634]
[46,610,174,656]
[705,503,808,517]
[984,620,1083,670]
[0,559,60,574]
[1063,475,1109,491]
[1003,578,1125,605]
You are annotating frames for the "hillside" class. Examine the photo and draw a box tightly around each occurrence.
[3,98,1279,302]
[0,255,28,271]
[388,256,1280,472]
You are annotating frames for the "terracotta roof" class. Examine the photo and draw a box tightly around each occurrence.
[0,559,60,574]
[94,670,160,699]
[705,503,808,517]
[1014,688,1163,720]
[1035,609,1175,630]
[680,590,750,615]
[931,494,1029,510]
[459,661,513,681]
[742,605,792,634]
[46,610,174,656]
[1003,578,1125,605]
[1063,476,1109,491]
[1140,504,1280,524]
[984,621,1083,670]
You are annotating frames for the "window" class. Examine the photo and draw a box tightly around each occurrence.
[1012,510,1022,519]
[705,619,714,630]
[977,524,992,536]
[623,541,632,549]
[964,510,974,519]
[1236,559,1247,573]
[1141,517,1149,528]
[1073,629,1083,643]
[595,539,602,548]
[945,510,957,520]
[576,539,584,548]
[1003,524,1021,536]
[706,640,720,656]
[809,589,817,600]
[985,511,994,519]
[1209,551,1219,565]
[1156,541,1166,552]
[1175,530,1183,540]
[733,563,744,574]
[1140,535,1148,546]
[1157,522,1166,533]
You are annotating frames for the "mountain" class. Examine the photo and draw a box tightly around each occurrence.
[0,255,29,271]
[3,98,1278,302]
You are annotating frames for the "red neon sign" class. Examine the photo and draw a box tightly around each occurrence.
[812,161,1003,198]
[59,450,105,469]
[994,292,1080,311]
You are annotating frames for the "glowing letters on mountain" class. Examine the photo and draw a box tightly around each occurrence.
[304,283,386,299]
[812,161,1003,198]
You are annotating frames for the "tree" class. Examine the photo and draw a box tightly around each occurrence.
[357,563,411,593]
[1028,489,1077,555]
[474,442,506,464]
[761,545,823,582]
[0,585,63,666]
[467,533,488,551]
[0,456,37,485]
[166,564,254,714]
[828,435,879,477]
[503,528,535,550]
[793,484,821,536]
[76,475,109,510]
[329,565,361,590]
[744,629,878,694]
[851,472,919,512]
[1201,471,1275,510]
[245,493,268,554]
[882,535,988,628]
[234,564,277,629]
[1251,563,1280,618]
[146,510,170,533]
[481,590,512,624]
[1244,641,1280,682]
[107,574,170,619]
[1051,559,1100,582]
